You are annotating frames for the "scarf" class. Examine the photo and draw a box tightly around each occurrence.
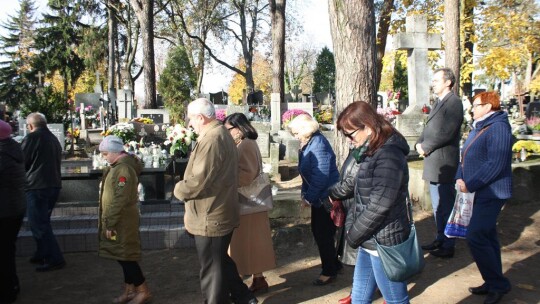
[352,136,370,163]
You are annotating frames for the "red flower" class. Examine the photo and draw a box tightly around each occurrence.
[119,176,127,183]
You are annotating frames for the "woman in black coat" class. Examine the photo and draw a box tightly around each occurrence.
[0,120,26,304]
[336,101,411,304]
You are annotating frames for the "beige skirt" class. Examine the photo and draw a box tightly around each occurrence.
[229,211,276,275]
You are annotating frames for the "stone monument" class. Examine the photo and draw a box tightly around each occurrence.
[393,15,441,151]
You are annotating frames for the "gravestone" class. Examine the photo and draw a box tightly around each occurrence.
[226,105,249,115]
[138,109,170,124]
[210,91,228,105]
[117,89,134,120]
[256,132,270,158]
[314,92,332,105]
[393,15,441,151]
[283,102,314,118]
[132,122,170,145]
[48,123,65,150]
[247,90,264,105]
[75,93,101,110]
[271,93,281,133]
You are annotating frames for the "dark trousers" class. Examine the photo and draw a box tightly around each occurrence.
[311,206,340,276]
[26,188,64,264]
[466,198,511,293]
[0,215,23,303]
[429,182,456,249]
[117,260,145,286]
[194,232,254,304]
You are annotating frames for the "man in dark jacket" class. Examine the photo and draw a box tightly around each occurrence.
[21,113,65,272]
[0,119,26,303]
[416,68,464,258]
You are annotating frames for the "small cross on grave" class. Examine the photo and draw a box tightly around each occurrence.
[393,15,441,114]
[515,86,526,118]
[36,71,44,86]
[291,85,302,102]
[94,71,102,94]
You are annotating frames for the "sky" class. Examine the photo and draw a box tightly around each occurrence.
[0,0,332,99]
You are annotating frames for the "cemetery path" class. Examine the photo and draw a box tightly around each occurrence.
[14,200,539,304]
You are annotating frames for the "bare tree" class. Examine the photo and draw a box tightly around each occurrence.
[270,0,286,103]
[444,0,460,95]
[329,0,377,164]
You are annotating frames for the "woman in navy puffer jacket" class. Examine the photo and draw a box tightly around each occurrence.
[288,114,341,286]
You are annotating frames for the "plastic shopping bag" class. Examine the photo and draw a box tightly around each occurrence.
[444,187,475,239]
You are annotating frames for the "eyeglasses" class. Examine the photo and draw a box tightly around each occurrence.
[472,103,486,109]
[343,128,360,140]
[227,126,235,131]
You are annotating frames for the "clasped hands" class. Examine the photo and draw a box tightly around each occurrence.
[105,229,117,240]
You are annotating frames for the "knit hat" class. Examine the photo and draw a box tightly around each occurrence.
[0,120,12,140]
[99,135,125,152]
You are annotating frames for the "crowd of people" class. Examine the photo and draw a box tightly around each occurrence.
[0,67,514,304]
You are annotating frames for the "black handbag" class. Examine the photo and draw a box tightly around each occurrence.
[374,195,425,282]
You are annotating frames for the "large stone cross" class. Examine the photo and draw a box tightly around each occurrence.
[393,15,441,113]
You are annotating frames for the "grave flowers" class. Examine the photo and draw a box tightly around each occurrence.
[101,123,136,144]
[282,109,308,129]
[164,124,197,157]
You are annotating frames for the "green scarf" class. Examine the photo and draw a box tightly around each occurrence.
[352,137,370,163]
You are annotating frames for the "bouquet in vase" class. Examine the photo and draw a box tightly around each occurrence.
[164,124,197,157]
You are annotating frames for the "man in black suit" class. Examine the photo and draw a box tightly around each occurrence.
[416,68,464,258]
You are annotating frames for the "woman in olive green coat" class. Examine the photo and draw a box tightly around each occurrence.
[98,136,151,304]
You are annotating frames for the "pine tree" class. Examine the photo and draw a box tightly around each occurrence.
[0,0,38,107]
[33,0,87,100]
[312,47,336,95]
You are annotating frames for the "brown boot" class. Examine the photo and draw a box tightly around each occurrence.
[112,284,135,304]
[127,282,152,304]
[248,276,269,294]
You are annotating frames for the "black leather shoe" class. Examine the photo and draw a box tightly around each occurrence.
[29,257,45,265]
[421,240,442,251]
[312,275,336,286]
[247,298,259,304]
[484,292,505,304]
[36,261,66,272]
[430,247,454,258]
[469,284,489,295]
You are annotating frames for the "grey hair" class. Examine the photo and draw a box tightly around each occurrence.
[188,98,216,119]
[288,113,319,138]
[27,112,47,128]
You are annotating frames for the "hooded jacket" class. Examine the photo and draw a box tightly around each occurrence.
[345,132,411,250]
[455,111,512,199]
[0,138,26,218]
[98,153,143,261]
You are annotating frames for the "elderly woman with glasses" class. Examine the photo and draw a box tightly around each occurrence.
[456,92,512,304]
[223,113,276,294]
[337,101,411,303]
[288,113,341,286]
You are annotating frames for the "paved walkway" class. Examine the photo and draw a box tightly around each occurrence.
[13,200,539,304]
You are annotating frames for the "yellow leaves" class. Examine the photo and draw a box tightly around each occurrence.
[228,52,272,105]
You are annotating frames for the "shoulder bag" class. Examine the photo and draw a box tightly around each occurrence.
[374,194,425,282]
[238,151,274,215]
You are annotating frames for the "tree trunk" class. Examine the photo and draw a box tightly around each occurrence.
[270,0,286,104]
[460,0,473,98]
[329,0,377,165]
[107,0,117,121]
[445,0,460,96]
[131,0,157,109]
[375,0,394,92]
